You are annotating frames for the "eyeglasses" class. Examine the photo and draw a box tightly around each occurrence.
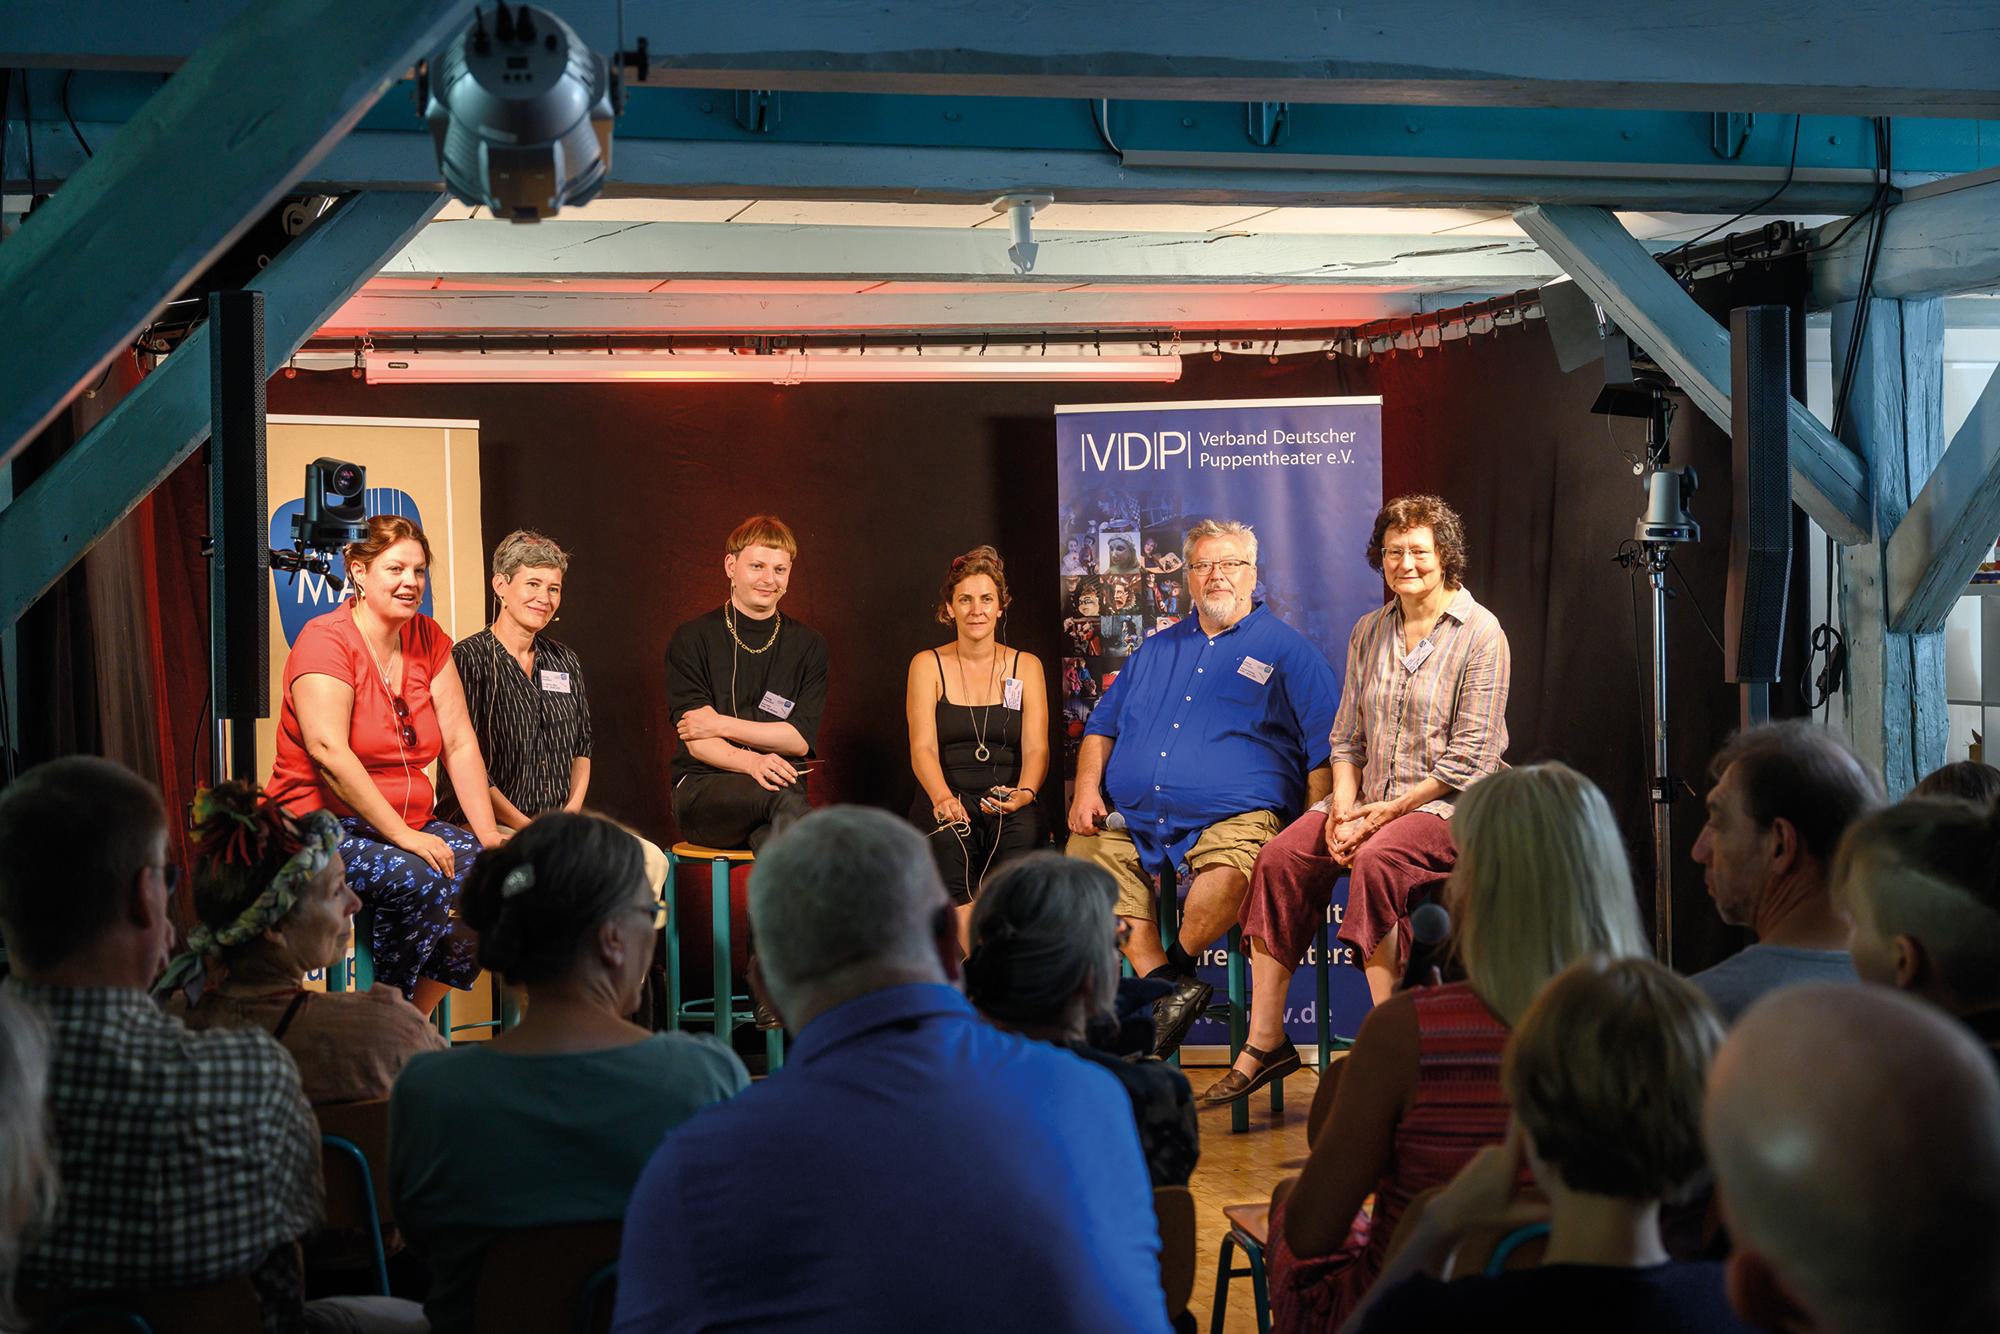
[151,864,181,894]
[628,899,668,932]
[389,695,417,746]
[1381,546,1436,565]
[1187,559,1252,576]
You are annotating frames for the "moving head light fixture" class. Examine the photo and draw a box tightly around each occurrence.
[424,4,617,221]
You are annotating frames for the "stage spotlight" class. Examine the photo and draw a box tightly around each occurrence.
[425,4,616,221]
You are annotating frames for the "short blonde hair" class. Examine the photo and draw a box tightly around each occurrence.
[1505,955,1722,1200]
[1449,762,1649,1025]
[1181,518,1258,567]
[492,529,569,579]
[727,514,798,559]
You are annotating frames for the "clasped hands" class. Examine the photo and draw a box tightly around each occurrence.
[1323,798,1403,863]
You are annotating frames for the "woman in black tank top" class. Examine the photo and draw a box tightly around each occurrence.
[905,546,1050,929]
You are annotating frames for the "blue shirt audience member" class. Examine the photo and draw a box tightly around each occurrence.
[612,983,1169,1334]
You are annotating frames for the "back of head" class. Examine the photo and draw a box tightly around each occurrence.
[964,853,1118,1029]
[1832,797,2000,1006]
[187,782,313,960]
[1712,720,1885,870]
[0,757,166,972]
[1505,955,1723,1202]
[1450,762,1649,1024]
[1909,760,2000,807]
[0,991,54,1324]
[749,807,948,1018]
[1705,984,2000,1334]
[459,812,645,986]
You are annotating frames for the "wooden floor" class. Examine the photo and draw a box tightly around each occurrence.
[1181,1062,1324,1334]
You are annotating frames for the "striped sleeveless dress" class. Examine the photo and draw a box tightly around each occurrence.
[1271,980,1513,1332]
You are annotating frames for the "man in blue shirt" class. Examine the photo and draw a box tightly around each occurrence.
[612,807,1169,1334]
[1068,519,1338,1057]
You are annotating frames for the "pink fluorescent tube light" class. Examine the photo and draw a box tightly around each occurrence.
[362,348,1183,385]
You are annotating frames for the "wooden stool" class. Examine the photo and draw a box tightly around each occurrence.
[664,843,784,1072]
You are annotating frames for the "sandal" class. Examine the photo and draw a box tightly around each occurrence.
[1198,1037,1302,1107]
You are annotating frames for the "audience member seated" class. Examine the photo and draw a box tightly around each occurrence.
[1831,796,2000,1065]
[1908,758,2000,805]
[613,807,1170,1334]
[0,758,324,1333]
[1687,721,1882,1022]
[964,851,1198,1188]
[1345,955,1749,1333]
[1266,762,1649,1332]
[160,782,444,1104]
[1705,985,2000,1334]
[390,811,747,1334]
[0,991,56,1330]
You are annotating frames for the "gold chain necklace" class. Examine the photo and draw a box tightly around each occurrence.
[724,603,782,654]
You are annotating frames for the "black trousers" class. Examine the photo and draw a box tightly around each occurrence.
[912,796,1049,905]
[672,770,811,852]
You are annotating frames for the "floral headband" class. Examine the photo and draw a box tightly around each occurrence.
[155,805,342,1004]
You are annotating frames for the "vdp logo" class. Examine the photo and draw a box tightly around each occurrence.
[270,488,432,647]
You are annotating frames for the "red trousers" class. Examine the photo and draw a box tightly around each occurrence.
[1241,808,1456,967]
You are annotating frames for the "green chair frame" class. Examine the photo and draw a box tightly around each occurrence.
[663,846,785,1072]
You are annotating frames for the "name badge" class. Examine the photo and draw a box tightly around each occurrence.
[539,669,572,694]
[1401,641,1434,673]
[1002,678,1024,711]
[759,690,796,719]
[1236,656,1274,685]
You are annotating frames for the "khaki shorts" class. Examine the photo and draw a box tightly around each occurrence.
[1065,809,1283,921]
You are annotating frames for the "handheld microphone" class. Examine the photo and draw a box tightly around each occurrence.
[1399,901,1455,992]
[1102,810,1126,832]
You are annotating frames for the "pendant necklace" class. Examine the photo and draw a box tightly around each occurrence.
[957,645,1000,763]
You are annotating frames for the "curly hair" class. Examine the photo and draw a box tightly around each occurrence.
[936,545,1011,625]
[1366,494,1467,589]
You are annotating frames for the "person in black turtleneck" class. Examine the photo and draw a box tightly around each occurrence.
[665,515,828,853]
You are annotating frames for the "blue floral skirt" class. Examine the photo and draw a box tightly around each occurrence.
[336,817,483,995]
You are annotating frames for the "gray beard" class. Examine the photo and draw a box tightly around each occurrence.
[1198,590,1241,623]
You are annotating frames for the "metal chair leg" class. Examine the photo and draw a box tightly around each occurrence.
[1209,1232,1237,1334]
[665,851,681,1032]
[1227,927,1249,1135]
[711,855,731,1043]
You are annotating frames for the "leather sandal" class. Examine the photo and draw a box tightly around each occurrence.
[1198,1037,1302,1108]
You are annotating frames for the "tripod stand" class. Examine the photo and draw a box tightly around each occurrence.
[1623,391,1699,966]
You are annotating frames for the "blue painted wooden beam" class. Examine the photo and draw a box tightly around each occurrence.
[0,191,446,629]
[11,1,2000,118]
[0,0,472,466]
[1514,204,1873,546]
[1885,347,2000,633]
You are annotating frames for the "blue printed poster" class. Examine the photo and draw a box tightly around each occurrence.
[1055,396,1383,1045]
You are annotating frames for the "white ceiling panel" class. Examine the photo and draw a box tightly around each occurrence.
[729,200,997,228]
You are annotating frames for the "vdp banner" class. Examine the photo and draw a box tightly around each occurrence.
[1055,396,1383,1048]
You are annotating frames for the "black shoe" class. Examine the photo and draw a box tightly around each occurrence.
[1197,1038,1303,1108]
[1151,976,1215,1058]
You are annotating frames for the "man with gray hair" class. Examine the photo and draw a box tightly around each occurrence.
[1688,720,1884,1022]
[1068,518,1338,1057]
[612,807,1170,1334]
[1705,984,2000,1333]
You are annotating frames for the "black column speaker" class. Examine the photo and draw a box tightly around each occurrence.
[208,290,270,773]
[1726,304,1793,684]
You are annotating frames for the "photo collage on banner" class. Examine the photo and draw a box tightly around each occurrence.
[1056,396,1384,1042]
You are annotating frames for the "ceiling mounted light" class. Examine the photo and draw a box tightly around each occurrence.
[425,4,616,221]
[362,347,1182,385]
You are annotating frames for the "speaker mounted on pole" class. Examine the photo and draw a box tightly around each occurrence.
[208,290,270,781]
[1725,305,1793,686]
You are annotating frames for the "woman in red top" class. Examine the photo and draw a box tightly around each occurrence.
[267,515,502,1016]
[1264,762,1649,1332]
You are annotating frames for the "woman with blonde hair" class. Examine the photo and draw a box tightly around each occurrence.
[906,546,1050,933]
[1267,761,1648,1332]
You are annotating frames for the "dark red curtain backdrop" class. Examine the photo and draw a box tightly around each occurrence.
[269,330,1797,970]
